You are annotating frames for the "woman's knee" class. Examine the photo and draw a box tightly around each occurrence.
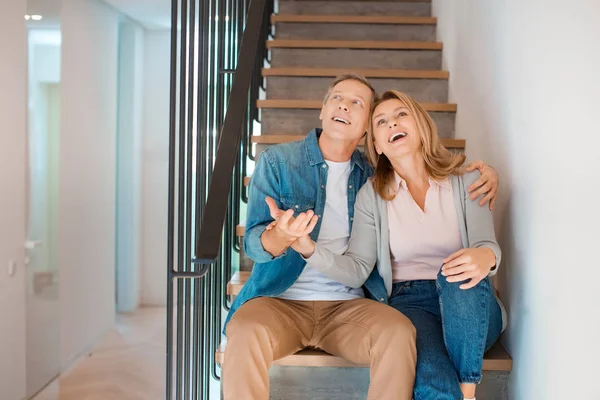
[436,269,491,296]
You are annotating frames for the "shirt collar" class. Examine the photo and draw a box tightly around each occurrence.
[304,128,366,171]
[393,172,452,193]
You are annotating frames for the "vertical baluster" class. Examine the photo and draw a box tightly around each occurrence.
[192,0,207,397]
[166,0,179,394]
[175,0,189,397]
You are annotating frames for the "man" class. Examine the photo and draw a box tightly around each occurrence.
[223,74,498,400]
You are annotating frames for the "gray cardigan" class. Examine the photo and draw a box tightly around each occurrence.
[306,171,502,297]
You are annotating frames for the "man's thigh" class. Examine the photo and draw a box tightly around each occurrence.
[313,299,415,364]
[226,297,315,360]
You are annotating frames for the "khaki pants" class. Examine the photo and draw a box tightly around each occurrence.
[223,297,416,400]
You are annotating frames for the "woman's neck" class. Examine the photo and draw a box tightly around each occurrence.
[389,153,429,189]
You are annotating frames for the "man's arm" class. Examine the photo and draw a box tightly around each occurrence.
[260,224,296,258]
[243,150,291,263]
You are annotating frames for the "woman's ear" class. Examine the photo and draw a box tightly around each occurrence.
[375,142,382,155]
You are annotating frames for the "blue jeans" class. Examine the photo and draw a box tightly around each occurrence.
[389,270,503,400]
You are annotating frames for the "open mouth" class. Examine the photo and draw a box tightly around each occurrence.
[388,132,407,143]
[332,116,350,125]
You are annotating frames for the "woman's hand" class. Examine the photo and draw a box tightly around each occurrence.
[441,247,496,289]
[291,235,316,258]
[465,161,499,210]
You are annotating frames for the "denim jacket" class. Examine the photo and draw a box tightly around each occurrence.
[223,129,373,333]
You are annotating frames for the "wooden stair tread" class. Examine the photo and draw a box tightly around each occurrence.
[216,344,511,370]
[262,67,449,79]
[267,39,443,50]
[258,99,456,112]
[227,271,250,296]
[235,223,246,237]
[272,15,437,25]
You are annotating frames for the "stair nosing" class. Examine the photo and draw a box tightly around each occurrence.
[262,67,449,79]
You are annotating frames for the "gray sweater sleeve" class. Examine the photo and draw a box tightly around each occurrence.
[304,184,378,288]
[461,171,502,275]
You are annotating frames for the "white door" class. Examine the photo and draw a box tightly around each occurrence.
[25,82,61,398]
[0,2,28,398]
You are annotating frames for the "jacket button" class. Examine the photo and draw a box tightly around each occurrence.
[349,185,352,189]
[379,298,385,302]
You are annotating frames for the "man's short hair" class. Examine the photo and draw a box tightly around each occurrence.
[323,73,377,110]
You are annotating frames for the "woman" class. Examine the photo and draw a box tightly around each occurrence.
[288,90,506,400]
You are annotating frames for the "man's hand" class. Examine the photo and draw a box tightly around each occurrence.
[260,197,319,258]
[264,196,319,241]
[441,248,496,290]
[265,216,317,258]
[465,161,499,210]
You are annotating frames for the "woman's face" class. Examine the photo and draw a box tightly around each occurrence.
[371,98,421,160]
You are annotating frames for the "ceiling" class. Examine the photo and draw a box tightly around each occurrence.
[103,0,171,30]
[27,0,171,30]
[27,0,61,27]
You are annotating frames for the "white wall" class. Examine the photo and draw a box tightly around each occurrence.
[0,2,28,398]
[141,31,171,306]
[116,20,145,312]
[59,0,119,368]
[432,1,600,398]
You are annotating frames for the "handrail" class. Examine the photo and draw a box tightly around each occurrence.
[190,0,269,267]
[167,0,273,397]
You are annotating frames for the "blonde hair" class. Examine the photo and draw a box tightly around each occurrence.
[365,90,466,201]
[323,73,377,110]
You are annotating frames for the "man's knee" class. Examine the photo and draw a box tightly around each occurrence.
[388,312,417,344]
[370,307,417,350]
[226,299,274,344]
[227,313,263,340]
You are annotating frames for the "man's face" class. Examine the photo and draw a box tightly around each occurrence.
[319,79,373,145]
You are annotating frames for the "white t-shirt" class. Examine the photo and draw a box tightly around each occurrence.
[278,160,365,301]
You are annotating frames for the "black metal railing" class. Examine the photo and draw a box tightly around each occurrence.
[166,0,273,398]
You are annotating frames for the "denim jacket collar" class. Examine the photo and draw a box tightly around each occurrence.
[304,128,366,171]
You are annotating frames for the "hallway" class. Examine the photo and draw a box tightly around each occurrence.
[34,308,166,400]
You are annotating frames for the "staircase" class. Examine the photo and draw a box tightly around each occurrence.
[220,1,512,398]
